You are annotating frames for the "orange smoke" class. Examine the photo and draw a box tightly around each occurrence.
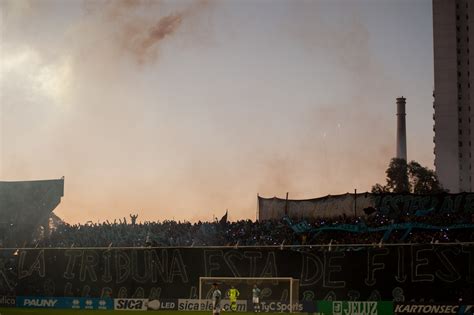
[87,0,209,64]
[131,13,184,63]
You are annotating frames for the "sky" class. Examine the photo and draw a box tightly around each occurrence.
[0,0,434,224]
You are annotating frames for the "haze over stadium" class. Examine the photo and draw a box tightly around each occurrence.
[1,0,434,224]
[1,1,474,312]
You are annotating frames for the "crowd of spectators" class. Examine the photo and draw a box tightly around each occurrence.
[26,211,474,248]
[33,218,296,248]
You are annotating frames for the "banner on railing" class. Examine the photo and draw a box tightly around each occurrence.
[4,246,474,302]
[259,193,474,220]
[283,215,474,237]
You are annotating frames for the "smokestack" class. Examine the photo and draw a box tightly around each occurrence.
[396,96,407,161]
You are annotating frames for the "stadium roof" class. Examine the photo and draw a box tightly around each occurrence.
[0,178,64,246]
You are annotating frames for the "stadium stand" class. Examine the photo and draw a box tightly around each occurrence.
[0,178,64,248]
[29,211,474,248]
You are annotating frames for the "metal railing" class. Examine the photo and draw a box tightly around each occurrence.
[1,241,473,250]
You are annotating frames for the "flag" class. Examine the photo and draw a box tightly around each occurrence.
[219,210,228,225]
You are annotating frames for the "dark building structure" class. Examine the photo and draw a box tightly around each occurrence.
[433,0,474,192]
[0,178,64,247]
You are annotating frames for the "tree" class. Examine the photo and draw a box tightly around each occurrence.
[385,158,410,193]
[371,183,390,194]
[372,158,447,194]
[408,161,445,194]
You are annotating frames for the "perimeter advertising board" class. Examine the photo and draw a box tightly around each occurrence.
[259,301,304,312]
[317,301,393,315]
[0,295,15,307]
[147,299,178,310]
[114,298,148,311]
[177,299,247,311]
[394,303,474,314]
[16,296,113,310]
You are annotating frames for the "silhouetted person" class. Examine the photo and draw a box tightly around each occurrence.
[130,214,138,225]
